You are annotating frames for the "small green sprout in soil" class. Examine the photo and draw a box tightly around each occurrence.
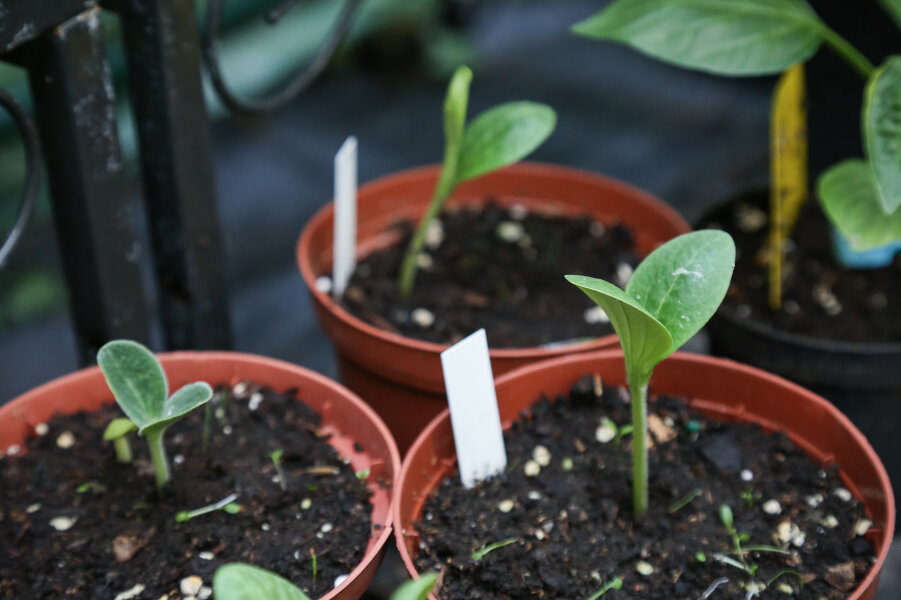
[668,488,703,513]
[212,564,439,600]
[717,504,791,580]
[270,449,287,491]
[696,552,707,563]
[573,0,901,252]
[175,492,241,523]
[585,576,623,600]
[97,340,213,491]
[397,64,556,296]
[471,536,519,561]
[355,469,370,480]
[568,230,735,518]
[310,548,318,585]
[102,418,137,463]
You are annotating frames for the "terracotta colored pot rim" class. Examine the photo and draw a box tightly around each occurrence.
[393,350,895,599]
[297,161,691,359]
[0,351,402,600]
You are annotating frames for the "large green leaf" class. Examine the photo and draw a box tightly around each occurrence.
[818,159,901,250]
[456,101,556,183]
[878,0,901,31]
[390,574,438,600]
[97,340,169,431]
[213,564,312,600]
[565,275,672,381]
[864,56,901,213]
[626,230,735,355]
[572,0,824,76]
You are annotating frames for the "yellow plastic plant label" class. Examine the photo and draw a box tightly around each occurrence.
[769,63,808,310]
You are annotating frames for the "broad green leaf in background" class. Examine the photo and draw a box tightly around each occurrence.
[213,564,312,600]
[564,275,671,381]
[878,0,901,31]
[572,0,824,76]
[626,230,736,355]
[818,159,901,250]
[456,102,557,183]
[864,56,901,214]
[389,573,439,600]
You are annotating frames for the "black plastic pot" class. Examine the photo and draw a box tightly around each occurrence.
[707,305,901,391]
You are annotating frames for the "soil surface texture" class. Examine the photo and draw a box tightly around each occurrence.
[413,375,877,600]
[0,382,372,599]
[341,202,639,348]
[702,193,901,343]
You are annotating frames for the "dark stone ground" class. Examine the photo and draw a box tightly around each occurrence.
[0,1,898,597]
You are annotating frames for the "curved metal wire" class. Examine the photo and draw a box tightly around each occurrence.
[0,89,41,270]
[202,0,362,116]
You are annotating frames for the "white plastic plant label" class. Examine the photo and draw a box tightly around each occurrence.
[440,328,507,488]
[332,136,358,299]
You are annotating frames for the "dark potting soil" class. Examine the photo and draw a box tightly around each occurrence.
[340,202,639,348]
[414,376,877,600]
[0,383,372,599]
[702,193,901,344]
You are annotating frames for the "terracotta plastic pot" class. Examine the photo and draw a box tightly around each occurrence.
[393,350,895,600]
[297,162,690,452]
[0,351,401,600]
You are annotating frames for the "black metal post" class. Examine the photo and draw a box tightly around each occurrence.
[113,0,233,350]
[21,7,154,362]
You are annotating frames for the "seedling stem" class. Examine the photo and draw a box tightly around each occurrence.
[585,576,623,600]
[175,492,240,523]
[471,537,518,561]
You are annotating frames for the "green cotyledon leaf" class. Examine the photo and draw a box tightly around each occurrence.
[626,230,736,356]
[565,274,672,381]
[97,340,212,436]
[389,573,439,600]
[455,101,556,183]
[213,563,312,600]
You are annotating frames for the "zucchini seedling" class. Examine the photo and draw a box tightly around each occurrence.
[567,230,735,518]
[397,65,556,296]
[212,563,438,600]
[97,340,213,491]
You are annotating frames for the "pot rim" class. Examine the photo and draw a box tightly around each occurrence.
[0,350,402,600]
[297,161,689,360]
[392,349,896,600]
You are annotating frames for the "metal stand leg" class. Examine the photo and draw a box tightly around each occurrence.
[116,0,233,350]
[24,8,153,362]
